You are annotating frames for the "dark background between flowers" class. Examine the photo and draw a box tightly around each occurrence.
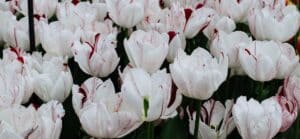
[0,0,299,138]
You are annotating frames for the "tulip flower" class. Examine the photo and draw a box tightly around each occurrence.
[57,1,105,30]
[19,0,58,19]
[0,105,37,138]
[170,47,228,100]
[232,96,282,139]
[214,0,254,22]
[2,47,35,103]
[3,17,29,50]
[280,76,300,109]
[187,99,235,139]
[79,19,118,46]
[0,62,25,109]
[238,40,299,81]
[0,101,65,139]
[39,21,80,57]
[275,79,298,132]
[138,3,187,62]
[0,121,23,139]
[91,0,108,21]
[163,4,187,62]
[210,31,252,68]
[248,3,300,42]
[28,101,65,139]
[72,77,143,138]
[3,16,43,51]
[0,0,9,12]
[124,30,169,73]
[0,11,15,42]
[183,6,216,39]
[71,33,120,77]
[32,54,73,102]
[166,31,186,62]
[136,0,164,31]
[254,0,287,11]
[203,16,236,39]
[106,0,145,28]
[0,0,21,13]
[121,68,182,121]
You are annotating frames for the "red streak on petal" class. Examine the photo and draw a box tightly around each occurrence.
[237,0,241,3]
[196,3,204,9]
[32,103,40,110]
[95,33,101,45]
[10,47,24,64]
[104,13,111,20]
[17,57,24,64]
[244,48,251,55]
[79,87,87,105]
[145,16,150,23]
[167,31,176,44]
[86,34,101,60]
[184,8,193,21]
[72,0,80,5]
[33,14,45,21]
[199,22,210,32]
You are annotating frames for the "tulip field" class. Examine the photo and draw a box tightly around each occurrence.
[0,0,300,139]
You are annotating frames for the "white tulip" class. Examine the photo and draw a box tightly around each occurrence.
[121,68,182,121]
[170,47,228,100]
[124,30,169,73]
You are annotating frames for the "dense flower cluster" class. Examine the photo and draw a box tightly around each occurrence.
[0,0,299,138]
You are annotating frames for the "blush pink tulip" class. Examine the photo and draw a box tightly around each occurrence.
[275,82,298,132]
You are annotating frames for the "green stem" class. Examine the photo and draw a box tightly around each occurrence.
[194,100,202,139]
[147,122,154,139]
